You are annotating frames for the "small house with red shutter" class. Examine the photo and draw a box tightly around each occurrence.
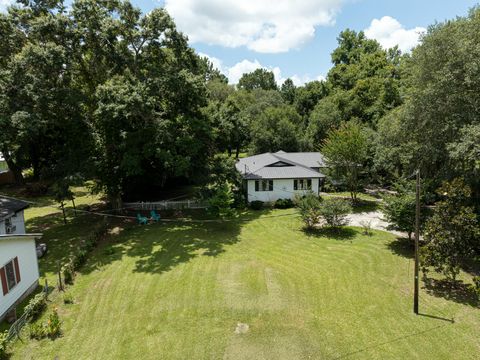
[0,234,41,321]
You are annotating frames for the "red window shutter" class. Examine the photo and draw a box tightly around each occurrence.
[0,267,8,296]
[14,257,21,283]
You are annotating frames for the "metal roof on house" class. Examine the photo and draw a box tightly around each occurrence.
[236,151,326,180]
[0,196,30,222]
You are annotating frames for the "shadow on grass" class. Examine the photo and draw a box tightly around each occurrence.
[422,277,479,308]
[417,312,454,323]
[26,213,105,280]
[304,226,357,241]
[79,209,271,276]
[350,200,380,214]
[387,237,414,259]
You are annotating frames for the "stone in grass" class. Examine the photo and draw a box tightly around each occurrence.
[234,323,249,334]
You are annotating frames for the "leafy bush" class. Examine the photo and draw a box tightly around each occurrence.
[274,198,294,209]
[103,247,115,256]
[206,182,235,218]
[250,200,264,210]
[23,293,47,321]
[0,331,8,359]
[28,322,46,340]
[294,192,322,229]
[318,198,352,227]
[46,308,61,339]
[62,262,75,285]
[382,193,416,240]
[473,276,480,300]
[63,292,74,304]
[73,249,87,269]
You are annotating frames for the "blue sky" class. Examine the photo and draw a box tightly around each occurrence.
[3,0,478,84]
[143,0,478,84]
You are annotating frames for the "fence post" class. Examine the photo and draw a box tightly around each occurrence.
[45,279,49,300]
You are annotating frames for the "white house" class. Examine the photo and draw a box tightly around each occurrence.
[0,196,41,321]
[0,196,29,235]
[236,151,326,203]
[0,235,42,321]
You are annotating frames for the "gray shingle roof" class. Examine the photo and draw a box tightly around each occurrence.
[0,196,29,222]
[236,151,326,180]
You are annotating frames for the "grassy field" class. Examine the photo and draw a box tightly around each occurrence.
[10,208,479,359]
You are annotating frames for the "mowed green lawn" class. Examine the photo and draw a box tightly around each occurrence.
[13,210,479,359]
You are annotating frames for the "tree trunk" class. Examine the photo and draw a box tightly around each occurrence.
[1,149,24,184]
[235,146,240,159]
[60,201,67,224]
[108,193,123,211]
[72,198,77,217]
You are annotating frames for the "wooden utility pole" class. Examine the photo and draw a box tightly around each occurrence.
[414,169,420,314]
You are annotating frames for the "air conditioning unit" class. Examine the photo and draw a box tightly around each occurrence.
[6,225,16,234]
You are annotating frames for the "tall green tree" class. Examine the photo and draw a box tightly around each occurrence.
[422,179,480,280]
[250,105,302,154]
[322,122,369,202]
[280,78,296,104]
[397,8,480,191]
[238,69,278,91]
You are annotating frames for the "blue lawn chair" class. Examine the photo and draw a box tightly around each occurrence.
[150,210,161,222]
[136,213,148,225]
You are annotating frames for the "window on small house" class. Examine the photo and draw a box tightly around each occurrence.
[5,261,16,290]
[294,179,312,191]
[255,180,273,192]
[1,257,21,295]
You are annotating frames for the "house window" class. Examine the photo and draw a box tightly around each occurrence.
[255,180,273,192]
[294,179,312,190]
[0,257,21,296]
[4,217,16,234]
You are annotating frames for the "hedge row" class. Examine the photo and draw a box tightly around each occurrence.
[62,218,110,285]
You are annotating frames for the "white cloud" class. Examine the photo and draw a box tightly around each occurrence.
[0,0,14,12]
[200,52,324,86]
[165,0,344,53]
[364,16,426,52]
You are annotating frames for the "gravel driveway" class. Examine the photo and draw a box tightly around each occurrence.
[347,210,406,237]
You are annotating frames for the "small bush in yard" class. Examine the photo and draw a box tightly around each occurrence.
[28,322,46,340]
[62,262,75,285]
[0,331,8,359]
[359,220,373,235]
[23,293,47,321]
[319,198,352,228]
[64,292,74,304]
[46,308,61,339]
[295,192,322,230]
[274,198,294,209]
[250,200,264,210]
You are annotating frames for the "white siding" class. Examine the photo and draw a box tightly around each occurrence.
[0,210,26,235]
[247,178,320,203]
[0,237,39,319]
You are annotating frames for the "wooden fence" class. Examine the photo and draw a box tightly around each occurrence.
[124,199,208,211]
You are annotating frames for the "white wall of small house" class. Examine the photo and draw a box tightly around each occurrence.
[247,178,320,203]
[0,210,26,235]
[0,237,39,319]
